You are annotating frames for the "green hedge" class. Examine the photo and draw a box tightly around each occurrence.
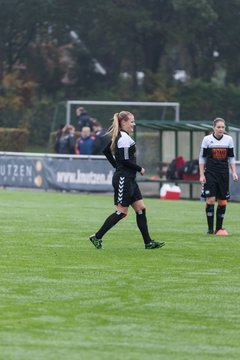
[0,128,29,152]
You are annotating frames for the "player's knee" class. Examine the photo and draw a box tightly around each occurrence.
[136,208,146,215]
[206,197,215,205]
[116,210,127,219]
[218,199,227,206]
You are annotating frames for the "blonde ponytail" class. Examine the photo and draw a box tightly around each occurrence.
[106,111,131,152]
[106,113,119,151]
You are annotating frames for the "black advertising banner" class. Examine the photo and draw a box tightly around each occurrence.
[1,155,239,201]
[0,155,114,192]
[45,157,114,191]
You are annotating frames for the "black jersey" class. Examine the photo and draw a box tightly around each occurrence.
[199,134,235,174]
[103,130,141,178]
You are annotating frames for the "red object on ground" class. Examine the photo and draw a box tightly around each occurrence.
[215,229,228,236]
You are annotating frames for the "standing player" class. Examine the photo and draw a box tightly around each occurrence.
[89,111,166,249]
[199,117,238,235]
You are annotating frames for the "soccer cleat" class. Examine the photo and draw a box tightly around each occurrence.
[215,229,228,236]
[89,234,103,249]
[207,229,214,234]
[145,240,166,249]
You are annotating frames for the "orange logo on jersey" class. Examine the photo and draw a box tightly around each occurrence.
[212,148,227,160]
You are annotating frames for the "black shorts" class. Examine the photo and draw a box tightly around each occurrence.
[112,173,143,207]
[202,171,230,200]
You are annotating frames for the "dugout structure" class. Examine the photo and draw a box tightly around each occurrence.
[135,120,240,198]
[136,120,240,166]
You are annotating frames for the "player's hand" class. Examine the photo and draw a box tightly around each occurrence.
[199,174,206,184]
[140,168,145,176]
[233,173,238,182]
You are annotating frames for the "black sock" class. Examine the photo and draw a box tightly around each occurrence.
[206,204,214,232]
[216,205,226,231]
[136,209,151,244]
[95,211,125,239]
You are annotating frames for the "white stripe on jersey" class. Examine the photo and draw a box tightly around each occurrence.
[117,131,135,160]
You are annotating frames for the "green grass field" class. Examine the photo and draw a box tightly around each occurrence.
[0,189,239,360]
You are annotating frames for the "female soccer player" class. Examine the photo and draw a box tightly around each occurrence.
[89,111,166,249]
[199,117,238,235]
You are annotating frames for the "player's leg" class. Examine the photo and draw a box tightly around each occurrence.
[89,204,128,248]
[89,174,128,248]
[203,172,217,234]
[215,172,229,234]
[131,184,165,249]
[216,199,227,232]
[132,199,152,244]
[205,197,216,234]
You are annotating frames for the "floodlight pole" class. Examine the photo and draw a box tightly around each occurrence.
[66,100,180,125]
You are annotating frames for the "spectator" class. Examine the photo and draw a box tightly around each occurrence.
[54,123,64,153]
[75,126,95,155]
[166,156,185,180]
[76,107,94,131]
[92,120,110,155]
[57,124,75,154]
